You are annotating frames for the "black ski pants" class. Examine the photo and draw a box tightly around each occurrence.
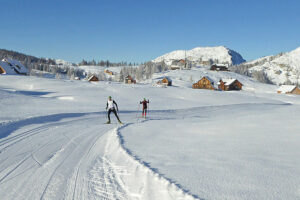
[142,108,147,115]
[108,108,120,122]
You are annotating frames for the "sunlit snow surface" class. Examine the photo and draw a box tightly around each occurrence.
[0,71,300,199]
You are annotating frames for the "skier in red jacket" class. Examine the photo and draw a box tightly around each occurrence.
[140,98,149,118]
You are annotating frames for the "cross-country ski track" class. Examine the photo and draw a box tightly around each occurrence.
[0,110,198,200]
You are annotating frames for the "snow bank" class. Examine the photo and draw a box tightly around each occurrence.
[100,127,197,200]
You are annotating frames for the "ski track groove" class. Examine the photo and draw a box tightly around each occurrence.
[0,155,31,184]
[71,128,109,200]
[39,143,76,200]
[0,137,62,172]
[0,125,50,153]
[39,128,92,200]
[0,116,96,151]
[0,139,55,184]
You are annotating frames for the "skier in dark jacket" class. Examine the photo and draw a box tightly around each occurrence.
[140,98,149,118]
[106,96,122,124]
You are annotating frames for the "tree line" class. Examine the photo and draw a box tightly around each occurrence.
[0,49,142,80]
[78,59,140,67]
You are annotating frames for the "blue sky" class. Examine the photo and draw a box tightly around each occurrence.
[1,0,299,63]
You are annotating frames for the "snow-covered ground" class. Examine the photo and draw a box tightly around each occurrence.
[0,70,300,199]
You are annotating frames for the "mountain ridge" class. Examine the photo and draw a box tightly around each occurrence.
[152,46,245,66]
[232,46,300,85]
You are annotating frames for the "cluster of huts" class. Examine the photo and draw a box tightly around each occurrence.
[154,75,243,91]
[87,69,116,82]
[192,76,243,91]
[87,73,137,85]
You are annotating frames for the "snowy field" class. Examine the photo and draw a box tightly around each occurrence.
[0,71,300,199]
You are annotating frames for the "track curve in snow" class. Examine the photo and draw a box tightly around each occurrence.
[0,112,198,200]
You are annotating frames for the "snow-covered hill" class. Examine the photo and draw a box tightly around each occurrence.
[152,46,245,66]
[235,47,300,85]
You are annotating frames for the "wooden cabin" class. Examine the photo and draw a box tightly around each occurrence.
[277,85,300,95]
[125,75,136,84]
[170,65,180,70]
[88,75,99,82]
[179,59,186,64]
[157,77,172,86]
[104,69,114,75]
[162,77,172,86]
[192,77,215,90]
[0,59,28,75]
[0,61,16,75]
[218,79,242,91]
[170,59,186,70]
[210,64,228,71]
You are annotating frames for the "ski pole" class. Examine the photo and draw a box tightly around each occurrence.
[148,101,150,119]
[136,103,140,123]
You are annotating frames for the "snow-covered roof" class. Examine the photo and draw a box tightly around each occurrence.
[277,85,296,93]
[201,76,214,83]
[87,75,98,81]
[1,59,28,75]
[0,60,16,74]
[218,79,237,86]
[213,63,229,67]
[163,76,172,81]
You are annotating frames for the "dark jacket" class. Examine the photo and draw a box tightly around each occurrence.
[140,100,149,109]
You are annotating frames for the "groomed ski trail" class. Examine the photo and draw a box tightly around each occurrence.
[0,113,197,200]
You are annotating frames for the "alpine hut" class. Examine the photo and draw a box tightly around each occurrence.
[104,69,114,75]
[125,75,136,84]
[218,79,242,91]
[170,59,186,70]
[88,75,99,82]
[157,77,172,86]
[277,85,300,95]
[0,59,28,75]
[192,76,215,90]
[210,64,228,71]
